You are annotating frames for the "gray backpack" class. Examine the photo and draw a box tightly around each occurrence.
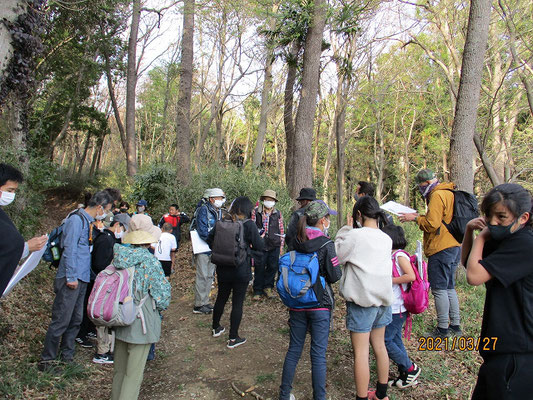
[210,219,249,267]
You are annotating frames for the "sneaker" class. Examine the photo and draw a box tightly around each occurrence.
[92,353,113,364]
[193,305,212,314]
[227,337,247,349]
[449,325,463,336]
[206,303,214,310]
[368,390,389,400]
[392,363,421,389]
[75,336,94,348]
[264,288,274,298]
[212,326,225,337]
[252,294,262,301]
[87,332,97,339]
[289,394,296,400]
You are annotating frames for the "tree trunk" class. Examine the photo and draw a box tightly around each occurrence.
[125,0,141,176]
[103,50,127,152]
[448,0,492,192]
[283,41,300,191]
[252,51,274,168]
[176,0,194,184]
[77,133,91,175]
[290,0,326,198]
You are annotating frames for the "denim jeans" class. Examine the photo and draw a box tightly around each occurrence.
[279,309,331,400]
[253,247,280,294]
[384,312,412,372]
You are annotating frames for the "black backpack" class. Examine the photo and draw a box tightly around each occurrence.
[210,219,249,267]
[443,190,479,243]
[43,210,87,267]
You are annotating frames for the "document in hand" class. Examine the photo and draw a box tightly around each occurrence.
[2,245,47,298]
[380,201,417,216]
[190,230,211,254]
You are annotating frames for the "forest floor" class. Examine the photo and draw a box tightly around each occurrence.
[0,196,484,400]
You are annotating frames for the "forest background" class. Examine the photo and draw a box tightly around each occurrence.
[1,0,532,233]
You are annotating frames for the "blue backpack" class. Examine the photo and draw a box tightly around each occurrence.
[43,210,85,267]
[276,240,330,309]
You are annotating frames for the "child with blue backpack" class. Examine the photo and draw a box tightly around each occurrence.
[380,225,421,389]
[279,200,342,400]
[335,196,392,400]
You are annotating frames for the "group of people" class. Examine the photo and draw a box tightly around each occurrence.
[1,160,532,400]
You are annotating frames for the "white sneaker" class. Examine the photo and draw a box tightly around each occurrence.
[290,394,296,400]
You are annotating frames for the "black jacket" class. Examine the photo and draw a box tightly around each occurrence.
[207,219,264,283]
[253,206,283,250]
[293,234,342,309]
[91,229,119,276]
[0,207,25,296]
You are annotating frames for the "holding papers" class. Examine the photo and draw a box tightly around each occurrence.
[380,201,417,216]
[190,230,211,254]
[2,245,47,298]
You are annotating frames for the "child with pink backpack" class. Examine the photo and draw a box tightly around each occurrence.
[381,225,422,389]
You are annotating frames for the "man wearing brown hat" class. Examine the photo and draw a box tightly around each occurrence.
[251,190,284,299]
[285,188,317,251]
[399,169,461,338]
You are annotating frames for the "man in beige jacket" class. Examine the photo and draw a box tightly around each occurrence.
[399,169,461,337]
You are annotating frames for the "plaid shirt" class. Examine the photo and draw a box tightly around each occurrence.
[251,206,285,248]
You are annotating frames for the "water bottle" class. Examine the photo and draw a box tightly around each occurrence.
[51,243,60,261]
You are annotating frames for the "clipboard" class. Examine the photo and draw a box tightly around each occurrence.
[190,230,211,254]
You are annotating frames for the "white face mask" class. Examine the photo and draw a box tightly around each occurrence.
[323,219,331,235]
[214,199,224,208]
[0,191,15,206]
[115,231,124,239]
[95,210,107,220]
[137,206,145,213]
[263,200,276,209]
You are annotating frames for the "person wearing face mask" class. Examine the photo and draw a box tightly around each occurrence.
[0,163,48,297]
[134,199,151,220]
[251,190,285,300]
[189,188,224,314]
[102,188,122,228]
[114,201,131,230]
[461,183,533,399]
[76,221,126,352]
[398,169,462,338]
[39,190,113,372]
[279,200,341,400]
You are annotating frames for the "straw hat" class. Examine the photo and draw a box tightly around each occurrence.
[122,230,158,245]
[128,214,161,241]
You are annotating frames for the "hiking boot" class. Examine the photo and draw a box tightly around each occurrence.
[212,326,225,337]
[227,337,247,349]
[427,326,450,338]
[75,336,94,348]
[391,363,421,389]
[252,294,263,301]
[37,360,63,374]
[193,305,212,314]
[449,325,463,336]
[92,353,114,364]
[368,390,389,400]
[264,288,274,298]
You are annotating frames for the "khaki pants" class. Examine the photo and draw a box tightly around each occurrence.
[193,253,216,307]
[96,326,114,355]
[111,339,151,400]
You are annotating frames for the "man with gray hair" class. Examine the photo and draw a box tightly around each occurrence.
[39,190,113,372]
[190,188,224,314]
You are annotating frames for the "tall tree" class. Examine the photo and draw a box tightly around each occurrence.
[448,0,492,191]
[289,0,327,197]
[125,0,141,176]
[175,0,194,184]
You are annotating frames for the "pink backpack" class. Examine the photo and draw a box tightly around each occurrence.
[392,250,430,339]
[88,265,149,331]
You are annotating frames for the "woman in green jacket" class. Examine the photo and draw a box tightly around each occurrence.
[111,229,171,400]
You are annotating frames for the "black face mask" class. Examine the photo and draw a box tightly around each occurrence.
[487,220,519,241]
[120,208,128,213]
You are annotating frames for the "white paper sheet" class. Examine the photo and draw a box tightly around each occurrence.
[2,245,47,298]
[190,230,211,254]
[416,240,424,276]
[380,201,417,216]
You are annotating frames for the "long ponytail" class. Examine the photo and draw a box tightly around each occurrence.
[352,196,389,228]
